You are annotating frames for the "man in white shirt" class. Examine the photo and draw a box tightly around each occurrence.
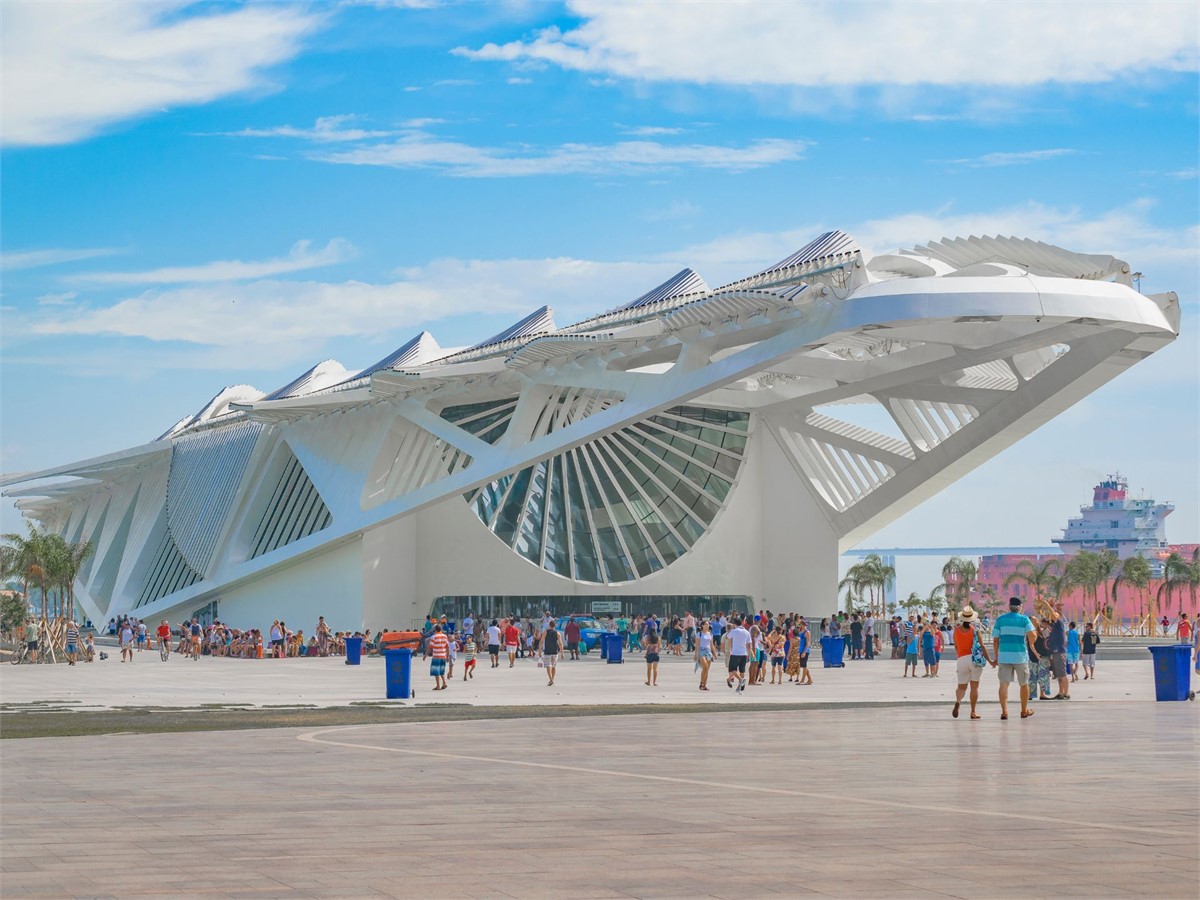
[864,614,876,660]
[725,617,753,692]
[486,621,502,668]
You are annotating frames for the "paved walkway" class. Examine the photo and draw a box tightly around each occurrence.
[0,648,1183,711]
[2,704,1196,898]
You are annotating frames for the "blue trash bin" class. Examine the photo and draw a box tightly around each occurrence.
[605,633,623,664]
[821,636,845,668]
[1148,645,1194,701]
[345,636,364,665]
[383,648,413,699]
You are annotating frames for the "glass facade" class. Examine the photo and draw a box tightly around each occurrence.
[430,594,753,623]
[444,401,751,584]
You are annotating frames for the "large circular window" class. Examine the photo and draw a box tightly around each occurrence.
[446,401,749,583]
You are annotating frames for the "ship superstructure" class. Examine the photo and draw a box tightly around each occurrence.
[1053,474,1173,562]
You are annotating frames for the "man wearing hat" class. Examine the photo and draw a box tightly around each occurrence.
[992,597,1040,720]
[951,606,995,719]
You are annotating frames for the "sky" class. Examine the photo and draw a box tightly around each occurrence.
[2,0,1198,593]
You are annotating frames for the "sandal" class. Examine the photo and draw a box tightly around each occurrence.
[1021,709,1035,718]
[952,702,960,719]
[1001,713,1008,720]
[970,713,981,720]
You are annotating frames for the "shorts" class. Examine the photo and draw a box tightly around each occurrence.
[1081,653,1095,668]
[464,658,477,670]
[1067,651,1080,664]
[728,654,748,674]
[798,653,809,667]
[505,644,517,653]
[1049,652,1067,679]
[567,641,579,652]
[905,652,917,665]
[26,640,38,651]
[697,648,713,660]
[998,662,1030,685]
[488,644,500,655]
[757,649,767,663]
[272,639,284,648]
[543,654,558,668]
[429,657,447,677]
[771,656,785,666]
[645,652,660,663]
[66,642,78,654]
[136,635,145,645]
[956,655,984,685]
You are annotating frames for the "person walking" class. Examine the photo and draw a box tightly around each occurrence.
[427,624,449,690]
[993,597,1039,720]
[487,620,502,668]
[504,618,520,668]
[539,620,562,687]
[694,620,714,690]
[793,619,813,685]
[951,607,994,720]
[564,617,582,660]
[1066,620,1082,682]
[119,619,136,662]
[64,619,81,666]
[1080,622,1100,679]
[462,633,477,680]
[644,628,661,686]
[725,616,752,693]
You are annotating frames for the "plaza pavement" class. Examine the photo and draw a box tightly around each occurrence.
[1,702,1197,899]
[0,647,1181,712]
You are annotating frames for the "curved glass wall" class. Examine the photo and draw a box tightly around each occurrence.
[447,402,750,584]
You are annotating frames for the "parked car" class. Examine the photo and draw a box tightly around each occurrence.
[556,615,606,651]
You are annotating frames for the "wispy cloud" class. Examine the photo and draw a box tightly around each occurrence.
[454,2,1199,89]
[1,1,324,146]
[35,291,79,307]
[1167,167,1199,179]
[621,125,684,137]
[310,133,808,176]
[940,148,1076,168]
[506,77,532,85]
[214,114,394,143]
[1,247,118,271]
[65,239,356,286]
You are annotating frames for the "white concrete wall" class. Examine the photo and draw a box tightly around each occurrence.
[208,537,363,635]
[356,417,839,627]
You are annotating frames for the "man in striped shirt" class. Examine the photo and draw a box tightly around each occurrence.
[427,625,450,691]
[65,619,81,666]
[992,597,1040,720]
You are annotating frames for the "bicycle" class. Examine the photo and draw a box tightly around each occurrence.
[9,640,44,665]
[159,638,170,661]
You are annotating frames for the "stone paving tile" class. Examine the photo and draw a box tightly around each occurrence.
[2,704,1197,899]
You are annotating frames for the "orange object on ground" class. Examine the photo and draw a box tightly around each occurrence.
[379,631,421,651]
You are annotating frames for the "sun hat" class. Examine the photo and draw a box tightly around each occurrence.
[959,607,977,622]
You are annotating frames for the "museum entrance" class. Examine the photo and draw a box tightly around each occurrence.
[429,595,753,622]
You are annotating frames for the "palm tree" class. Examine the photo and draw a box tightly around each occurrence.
[924,584,946,618]
[1156,552,1189,615]
[941,556,977,615]
[1,525,53,620]
[838,565,865,614]
[977,585,1001,622]
[1113,555,1153,633]
[839,554,895,616]
[56,538,93,622]
[1003,557,1061,617]
[1064,550,1118,619]
[900,592,924,616]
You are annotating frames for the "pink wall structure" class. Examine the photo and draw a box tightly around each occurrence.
[970,545,1199,622]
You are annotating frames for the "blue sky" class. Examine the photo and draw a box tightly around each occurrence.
[2,0,1198,559]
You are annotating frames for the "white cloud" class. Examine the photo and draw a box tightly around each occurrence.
[454,1,1199,88]
[506,77,533,85]
[1168,168,1199,180]
[622,125,685,137]
[1,247,118,271]
[941,149,1077,168]
[66,239,356,286]
[1,1,323,146]
[216,115,394,143]
[35,291,79,307]
[26,257,679,352]
[14,200,1195,370]
[310,133,808,176]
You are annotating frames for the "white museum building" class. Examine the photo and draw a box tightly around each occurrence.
[2,232,1180,631]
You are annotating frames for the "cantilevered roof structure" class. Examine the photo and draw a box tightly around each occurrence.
[3,231,1179,631]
